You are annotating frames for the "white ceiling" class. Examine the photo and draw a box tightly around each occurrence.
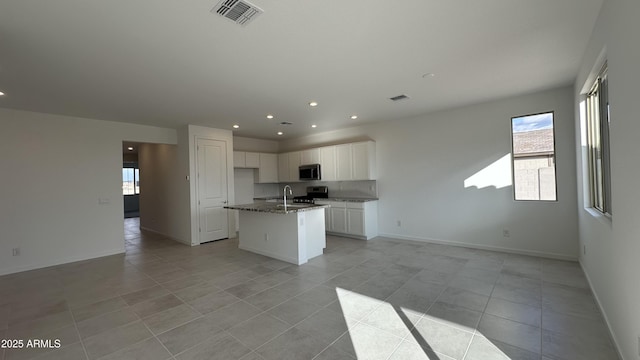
[0,0,603,140]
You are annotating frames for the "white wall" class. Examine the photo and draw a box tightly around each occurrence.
[233,136,279,153]
[574,0,640,358]
[280,86,579,259]
[0,108,176,275]
[138,143,186,243]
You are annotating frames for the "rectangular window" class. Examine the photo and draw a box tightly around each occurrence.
[511,112,557,201]
[586,64,611,214]
[122,166,140,195]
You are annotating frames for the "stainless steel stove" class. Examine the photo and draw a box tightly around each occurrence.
[292,186,328,204]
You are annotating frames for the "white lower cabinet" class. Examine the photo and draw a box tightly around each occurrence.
[315,200,378,240]
[330,203,347,233]
[347,207,365,236]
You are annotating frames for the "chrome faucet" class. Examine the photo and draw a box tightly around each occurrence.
[283,185,292,211]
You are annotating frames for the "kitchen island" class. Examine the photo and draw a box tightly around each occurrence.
[224,203,329,265]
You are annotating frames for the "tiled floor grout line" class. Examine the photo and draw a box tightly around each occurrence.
[460,264,503,360]
[67,306,91,360]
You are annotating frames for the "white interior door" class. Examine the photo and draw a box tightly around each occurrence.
[197,138,228,243]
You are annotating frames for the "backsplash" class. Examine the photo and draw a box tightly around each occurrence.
[257,180,377,199]
[253,183,280,198]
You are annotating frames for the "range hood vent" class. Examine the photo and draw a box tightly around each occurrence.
[212,0,263,26]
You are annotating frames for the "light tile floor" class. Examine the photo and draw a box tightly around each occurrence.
[0,218,619,360]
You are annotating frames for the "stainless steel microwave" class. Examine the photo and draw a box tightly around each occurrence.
[299,164,321,181]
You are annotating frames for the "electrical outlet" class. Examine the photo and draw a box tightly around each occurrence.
[503,229,510,238]
[264,233,269,241]
[12,247,20,256]
[396,220,401,227]
[583,245,587,255]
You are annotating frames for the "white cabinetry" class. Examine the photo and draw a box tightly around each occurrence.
[316,200,378,240]
[347,202,365,236]
[351,142,376,180]
[301,148,320,165]
[245,152,260,168]
[234,151,246,168]
[334,141,376,180]
[234,151,278,183]
[330,202,347,233]
[319,146,337,181]
[233,151,259,168]
[288,151,301,182]
[256,153,278,183]
[335,144,352,180]
[278,153,289,182]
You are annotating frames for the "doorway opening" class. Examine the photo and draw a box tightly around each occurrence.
[122,142,140,218]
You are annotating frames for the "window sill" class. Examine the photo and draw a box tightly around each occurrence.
[583,207,612,227]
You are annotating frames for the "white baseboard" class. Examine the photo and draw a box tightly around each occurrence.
[0,247,125,276]
[139,226,190,246]
[378,232,578,261]
[580,262,625,360]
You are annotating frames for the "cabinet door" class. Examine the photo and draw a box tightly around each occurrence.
[347,208,365,236]
[331,207,347,233]
[245,152,260,168]
[288,151,301,182]
[258,153,278,183]
[233,151,246,168]
[315,201,331,231]
[278,153,289,182]
[320,146,337,181]
[301,148,320,165]
[335,144,352,180]
[351,142,369,180]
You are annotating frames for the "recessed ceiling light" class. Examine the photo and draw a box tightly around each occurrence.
[127,147,134,151]
[350,115,358,120]
[309,101,318,107]
[266,114,274,119]
[0,91,4,96]
[311,124,317,128]
[277,131,283,136]
[233,124,240,129]
[422,73,436,78]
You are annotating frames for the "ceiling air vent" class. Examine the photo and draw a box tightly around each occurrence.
[389,94,410,102]
[280,121,293,125]
[212,0,263,26]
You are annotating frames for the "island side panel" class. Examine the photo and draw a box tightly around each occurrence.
[237,211,301,265]
[302,209,326,261]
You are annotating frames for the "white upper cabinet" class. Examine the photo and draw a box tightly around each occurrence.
[233,151,260,169]
[319,146,337,181]
[301,148,320,165]
[238,140,375,181]
[288,151,301,182]
[334,141,376,180]
[278,153,289,182]
[233,151,246,168]
[256,153,278,183]
[336,144,353,180]
[245,152,260,168]
[351,141,376,180]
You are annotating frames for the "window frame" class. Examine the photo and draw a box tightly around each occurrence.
[510,111,558,202]
[122,163,140,196]
[585,63,612,215]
